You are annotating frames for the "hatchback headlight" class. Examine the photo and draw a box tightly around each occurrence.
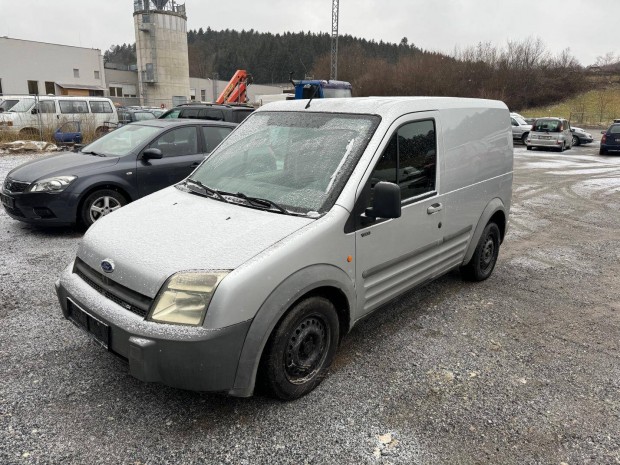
[28,176,77,192]
[149,271,228,326]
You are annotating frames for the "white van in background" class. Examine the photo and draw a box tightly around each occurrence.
[0,95,118,137]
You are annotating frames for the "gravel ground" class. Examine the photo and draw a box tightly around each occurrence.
[1,140,619,464]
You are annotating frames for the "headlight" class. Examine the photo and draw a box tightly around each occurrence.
[28,176,77,192]
[149,271,228,325]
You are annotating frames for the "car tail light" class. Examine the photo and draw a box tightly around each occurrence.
[601,134,607,143]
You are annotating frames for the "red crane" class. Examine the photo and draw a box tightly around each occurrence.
[216,70,253,105]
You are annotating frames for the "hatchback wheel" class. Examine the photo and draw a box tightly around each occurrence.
[260,296,339,400]
[572,135,580,146]
[81,189,127,227]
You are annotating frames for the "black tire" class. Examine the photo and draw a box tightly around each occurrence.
[521,133,528,145]
[572,135,580,146]
[526,146,532,151]
[600,148,607,155]
[80,189,127,227]
[461,222,501,282]
[260,296,339,400]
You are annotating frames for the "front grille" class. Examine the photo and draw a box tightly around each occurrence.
[73,258,153,318]
[4,178,30,194]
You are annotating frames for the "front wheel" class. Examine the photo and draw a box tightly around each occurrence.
[260,296,340,400]
[80,189,127,227]
[521,133,528,145]
[461,222,501,282]
[572,135,580,146]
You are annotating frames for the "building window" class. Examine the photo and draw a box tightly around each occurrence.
[73,69,80,78]
[109,86,123,97]
[94,70,100,80]
[201,89,206,101]
[45,82,56,95]
[0,78,3,94]
[27,80,39,95]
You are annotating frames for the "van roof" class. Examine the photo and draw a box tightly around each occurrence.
[258,97,508,118]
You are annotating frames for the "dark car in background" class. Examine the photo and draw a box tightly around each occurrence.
[117,107,157,126]
[160,103,254,124]
[1,119,236,227]
[600,123,620,155]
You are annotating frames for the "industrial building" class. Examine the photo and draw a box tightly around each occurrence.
[0,0,283,108]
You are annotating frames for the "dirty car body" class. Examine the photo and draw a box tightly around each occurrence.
[56,97,514,399]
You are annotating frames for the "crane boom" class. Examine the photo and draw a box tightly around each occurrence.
[216,70,252,105]
[331,0,339,80]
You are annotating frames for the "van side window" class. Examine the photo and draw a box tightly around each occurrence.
[368,119,436,203]
[38,101,56,114]
[89,101,113,113]
[149,126,198,157]
[59,100,89,114]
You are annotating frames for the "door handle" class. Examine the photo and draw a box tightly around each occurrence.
[190,162,200,167]
[427,203,443,214]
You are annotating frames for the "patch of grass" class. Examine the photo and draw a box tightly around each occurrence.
[522,83,620,127]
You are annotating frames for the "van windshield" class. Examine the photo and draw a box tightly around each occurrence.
[7,98,35,113]
[188,111,380,215]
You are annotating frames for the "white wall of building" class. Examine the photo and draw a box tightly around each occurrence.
[0,37,105,95]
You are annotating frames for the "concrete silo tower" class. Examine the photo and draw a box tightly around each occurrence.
[133,0,190,107]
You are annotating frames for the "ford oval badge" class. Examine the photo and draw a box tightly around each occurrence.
[101,259,115,273]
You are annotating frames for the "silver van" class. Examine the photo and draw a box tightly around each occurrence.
[56,97,513,400]
[526,117,573,152]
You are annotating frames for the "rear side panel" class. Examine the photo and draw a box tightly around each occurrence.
[438,106,513,264]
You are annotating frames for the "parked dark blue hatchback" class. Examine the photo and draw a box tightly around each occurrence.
[0,119,236,227]
[600,123,620,155]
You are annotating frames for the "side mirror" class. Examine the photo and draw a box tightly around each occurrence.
[142,148,163,160]
[365,182,401,220]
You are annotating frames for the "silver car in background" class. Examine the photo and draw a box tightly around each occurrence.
[510,112,532,144]
[526,117,573,152]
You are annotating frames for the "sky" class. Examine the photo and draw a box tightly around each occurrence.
[0,0,616,66]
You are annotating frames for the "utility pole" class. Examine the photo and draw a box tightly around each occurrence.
[331,0,339,80]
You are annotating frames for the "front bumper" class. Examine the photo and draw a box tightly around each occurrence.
[0,189,78,225]
[55,264,252,393]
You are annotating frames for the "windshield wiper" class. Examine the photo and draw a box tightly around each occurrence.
[81,150,106,157]
[229,192,290,214]
[185,179,227,201]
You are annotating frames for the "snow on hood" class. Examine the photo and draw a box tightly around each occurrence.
[77,186,314,297]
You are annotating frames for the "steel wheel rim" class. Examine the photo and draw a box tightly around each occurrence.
[284,315,329,384]
[89,196,122,222]
[480,236,496,273]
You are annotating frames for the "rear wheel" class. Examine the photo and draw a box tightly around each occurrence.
[600,148,608,155]
[461,222,501,282]
[521,133,528,145]
[19,128,39,140]
[526,146,532,151]
[260,296,339,400]
[80,189,127,227]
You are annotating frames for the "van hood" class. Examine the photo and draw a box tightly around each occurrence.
[7,152,119,183]
[77,186,314,298]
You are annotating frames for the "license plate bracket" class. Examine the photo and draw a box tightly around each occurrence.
[0,193,15,209]
[67,299,110,349]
